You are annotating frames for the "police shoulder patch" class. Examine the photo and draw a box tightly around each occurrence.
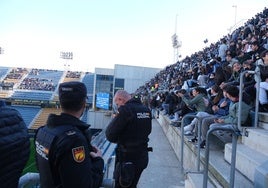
[72,146,85,163]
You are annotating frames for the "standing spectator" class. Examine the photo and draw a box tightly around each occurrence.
[255,50,268,111]
[218,38,228,61]
[149,94,160,119]
[0,100,30,188]
[35,81,104,188]
[106,90,152,188]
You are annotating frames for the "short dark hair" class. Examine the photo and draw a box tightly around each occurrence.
[225,85,239,98]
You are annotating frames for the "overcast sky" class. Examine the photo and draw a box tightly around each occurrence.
[0,0,267,72]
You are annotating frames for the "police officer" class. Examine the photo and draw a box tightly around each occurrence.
[35,81,104,188]
[105,90,152,188]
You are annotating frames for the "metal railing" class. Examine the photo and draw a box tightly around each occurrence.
[202,70,261,187]
[180,114,203,173]
[238,70,260,130]
[202,124,241,188]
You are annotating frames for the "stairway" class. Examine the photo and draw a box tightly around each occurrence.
[224,113,268,182]
[184,112,268,188]
[30,108,61,129]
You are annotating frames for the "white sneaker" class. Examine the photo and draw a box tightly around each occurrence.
[184,131,193,135]
[171,118,180,123]
[184,124,194,132]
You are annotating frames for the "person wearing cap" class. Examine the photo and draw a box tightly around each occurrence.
[105,90,152,188]
[0,100,30,188]
[35,81,104,188]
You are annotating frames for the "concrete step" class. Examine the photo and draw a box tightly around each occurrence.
[224,143,268,182]
[185,173,214,188]
[207,147,253,188]
[242,128,268,156]
[259,112,268,123]
[258,121,268,130]
[158,114,253,187]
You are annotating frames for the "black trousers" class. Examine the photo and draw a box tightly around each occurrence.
[113,149,148,188]
[114,161,144,188]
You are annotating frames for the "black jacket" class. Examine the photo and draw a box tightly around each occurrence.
[35,113,104,188]
[105,98,152,164]
[0,103,30,188]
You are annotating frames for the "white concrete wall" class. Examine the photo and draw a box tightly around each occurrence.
[114,64,161,93]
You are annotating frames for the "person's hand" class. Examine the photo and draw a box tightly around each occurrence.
[220,100,227,108]
[90,146,102,158]
[177,92,184,97]
[212,105,218,112]
[112,112,119,118]
[214,118,224,123]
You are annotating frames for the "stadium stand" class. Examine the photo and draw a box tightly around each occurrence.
[11,91,53,101]
[0,66,10,80]
[3,6,268,188]
[30,108,61,129]
[9,105,41,128]
[133,7,268,188]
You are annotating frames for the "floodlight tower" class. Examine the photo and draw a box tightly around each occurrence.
[172,14,182,64]
[232,5,237,27]
[60,51,73,71]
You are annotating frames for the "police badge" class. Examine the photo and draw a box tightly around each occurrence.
[72,146,85,163]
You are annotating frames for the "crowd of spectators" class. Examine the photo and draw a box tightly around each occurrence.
[17,69,62,91]
[18,77,56,91]
[4,68,27,80]
[65,71,82,78]
[136,7,268,148]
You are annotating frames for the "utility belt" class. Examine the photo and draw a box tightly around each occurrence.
[116,145,153,159]
[116,145,153,154]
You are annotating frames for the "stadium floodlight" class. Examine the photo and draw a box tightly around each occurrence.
[60,52,73,60]
[60,51,73,70]
[232,5,237,26]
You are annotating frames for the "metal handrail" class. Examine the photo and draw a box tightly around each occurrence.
[202,70,260,187]
[180,114,202,173]
[238,70,260,130]
[203,124,241,188]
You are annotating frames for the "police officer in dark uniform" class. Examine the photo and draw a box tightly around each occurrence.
[105,90,152,188]
[35,81,104,188]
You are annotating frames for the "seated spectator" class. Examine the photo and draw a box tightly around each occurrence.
[206,73,216,89]
[246,40,267,63]
[224,62,242,86]
[176,87,207,134]
[197,85,252,148]
[171,89,194,124]
[162,91,178,117]
[187,84,231,144]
